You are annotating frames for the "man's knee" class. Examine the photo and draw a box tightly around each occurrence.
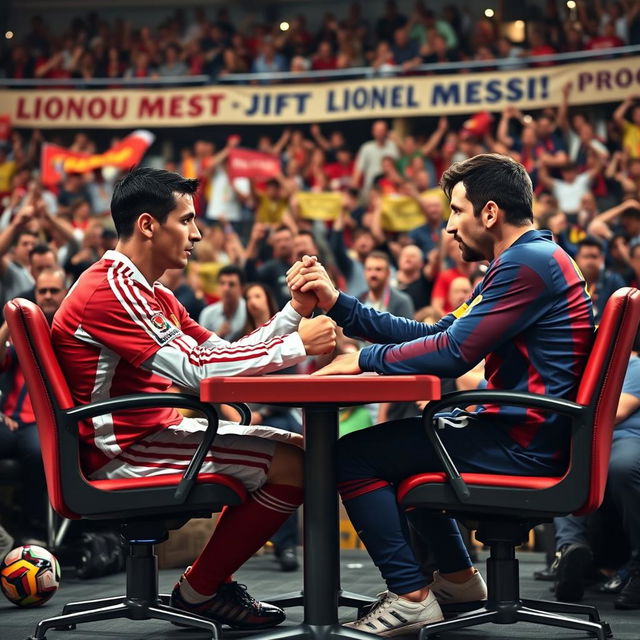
[267,443,304,487]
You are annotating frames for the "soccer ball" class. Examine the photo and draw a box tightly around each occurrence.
[0,545,61,607]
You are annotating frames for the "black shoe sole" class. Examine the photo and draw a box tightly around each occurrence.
[172,615,286,630]
[555,545,593,602]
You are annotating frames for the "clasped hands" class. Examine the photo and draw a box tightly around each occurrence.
[287,255,362,376]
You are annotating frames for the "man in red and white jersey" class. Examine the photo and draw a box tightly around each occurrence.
[51,167,337,630]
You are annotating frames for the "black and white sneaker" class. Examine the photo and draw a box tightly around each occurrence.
[344,590,443,637]
[170,576,285,629]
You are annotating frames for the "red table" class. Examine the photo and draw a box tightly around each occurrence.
[201,373,440,640]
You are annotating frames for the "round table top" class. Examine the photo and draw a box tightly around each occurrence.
[201,373,440,405]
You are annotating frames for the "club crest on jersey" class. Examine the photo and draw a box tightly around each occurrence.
[150,312,180,344]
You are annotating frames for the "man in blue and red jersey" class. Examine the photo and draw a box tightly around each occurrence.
[288,153,595,636]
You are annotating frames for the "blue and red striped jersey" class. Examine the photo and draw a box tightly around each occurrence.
[328,230,594,466]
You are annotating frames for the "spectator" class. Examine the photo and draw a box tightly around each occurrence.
[537,160,603,217]
[15,243,58,302]
[124,51,157,78]
[409,192,446,257]
[311,41,336,71]
[245,224,296,309]
[614,96,640,159]
[353,120,399,193]
[447,275,472,311]
[391,27,421,72]
[370,40,396,75]
[252,38,287,77]
[393,243,433,313]
[575,236,626,322]
[586,21,625,50]
[158,43,188,76]
[430,234,478,318]
[359,250,414,318]
[0,210,37,308]
[199,264,247,340]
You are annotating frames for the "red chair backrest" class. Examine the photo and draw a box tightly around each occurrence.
[574,287,640,514]
[4,299,76,518]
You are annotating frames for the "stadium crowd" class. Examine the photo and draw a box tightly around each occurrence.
[2,0,640,615]
[3,0,640,82]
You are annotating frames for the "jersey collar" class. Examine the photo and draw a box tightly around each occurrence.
[102,249,156,292]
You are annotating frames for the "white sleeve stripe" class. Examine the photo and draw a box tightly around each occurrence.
[191,338,287,356]
[182,337,286,366]
[169,332,287,362]
[173,336,192,352]
[107,263,159,343]
[128,270,158,317]
[115,265,163,338]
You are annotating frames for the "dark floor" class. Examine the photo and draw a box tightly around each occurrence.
[2,549,638,640]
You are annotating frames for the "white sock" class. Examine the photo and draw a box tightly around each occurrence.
[179,574,215,603]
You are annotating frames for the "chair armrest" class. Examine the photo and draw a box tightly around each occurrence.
[421,390,585,503]
[67,392,220,504]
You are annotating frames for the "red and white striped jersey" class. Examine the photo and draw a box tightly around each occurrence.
[52,250,307,475]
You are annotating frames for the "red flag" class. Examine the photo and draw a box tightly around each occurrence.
[41,129,155,186]
[227,148,280,181]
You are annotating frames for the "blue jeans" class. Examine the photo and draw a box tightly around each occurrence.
[337,416,563,593]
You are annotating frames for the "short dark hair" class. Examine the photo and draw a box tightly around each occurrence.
[353,226,374,240]
[365,250,391,266]
[110,167,199,238]
[297,229,315,241]
[621,207,640,220]
[29,243,55,260]
[217,264,245,284]
[440,153,534,225]
[576,236,605,255]
[15,229,37,244]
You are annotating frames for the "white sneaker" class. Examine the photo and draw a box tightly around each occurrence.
[428,569,487,605]
[344,589,444,636]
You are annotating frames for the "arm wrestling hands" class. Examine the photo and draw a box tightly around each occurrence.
[287,254,338,356]
[287,255,362,375]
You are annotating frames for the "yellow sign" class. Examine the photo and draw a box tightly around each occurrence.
[381,195,424,232]
[256,195,287,224]
[297,192,343,221]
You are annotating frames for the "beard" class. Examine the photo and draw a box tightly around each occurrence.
[458,240,484,262]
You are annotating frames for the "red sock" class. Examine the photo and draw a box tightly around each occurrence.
[186,483,303,595]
